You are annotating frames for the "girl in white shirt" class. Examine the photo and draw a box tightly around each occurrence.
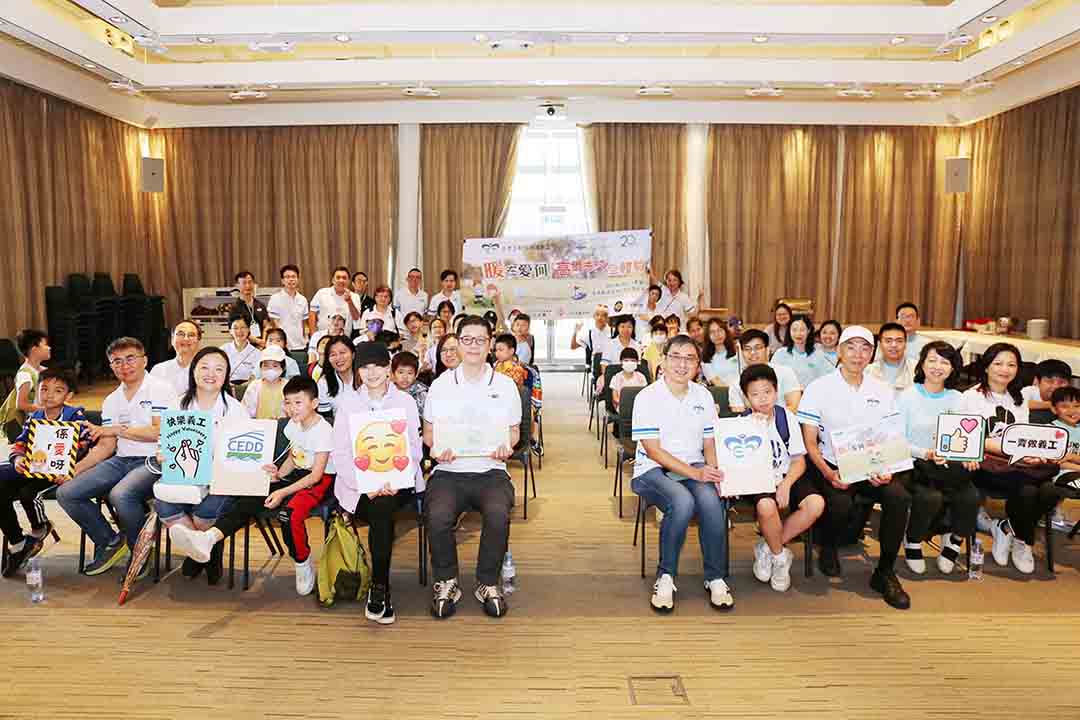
[221,315,259,385]
[816,320,841,369]
[701,318,740,386]
[960,342,1062,574]
[422,318,447,374]
[764,303,792,354]
[316,337,358,418]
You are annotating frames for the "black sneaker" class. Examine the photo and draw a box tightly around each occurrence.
[431,578,462,619]
[2,538,40,578]
[818,545,842,577]
[84,535,129,576]
[181,557,205,579]
[365,583,396,625]
[474,582,508,618]
[205,542,224,586]
[870,568,911,610]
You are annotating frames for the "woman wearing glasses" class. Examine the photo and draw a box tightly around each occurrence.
[434,333,462,379]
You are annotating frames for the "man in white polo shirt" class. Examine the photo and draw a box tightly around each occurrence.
[424,315,521,619]
[267,264,310,365]
[395,267,429,319]
[57,337,178,578]
[728,329,802,413]
[630,334,732,613]
[426,269,463,317]
[797,325,912,610]
[309,266,362,336]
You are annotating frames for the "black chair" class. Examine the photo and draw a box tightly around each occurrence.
[508,384,537,520]
[588,353,603,434]
[344,493,428,586]
[613,386,643,518]
[581,347,593,399]
[0,339,20,398]
[598,364,621,467]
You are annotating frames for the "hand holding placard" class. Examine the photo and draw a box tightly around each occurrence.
[1000,424,1068,465]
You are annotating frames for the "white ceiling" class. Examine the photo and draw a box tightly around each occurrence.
[0,0,1078,127]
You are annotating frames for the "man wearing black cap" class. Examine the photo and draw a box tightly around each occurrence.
[331,342,423,625]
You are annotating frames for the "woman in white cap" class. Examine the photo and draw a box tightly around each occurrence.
[241,345,288,419]
[797,325,913,609]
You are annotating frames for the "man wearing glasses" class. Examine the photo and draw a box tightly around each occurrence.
[727,329,803,414]
[57,337,178,578]
[630,335,733,613]
[423,316,520,620]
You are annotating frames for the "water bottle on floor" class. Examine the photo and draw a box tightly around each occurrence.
[27,558,45,603]
[969,539,984,581]
[501,551,516,595]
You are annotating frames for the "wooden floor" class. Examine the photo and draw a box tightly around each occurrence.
[4,373,1080,718]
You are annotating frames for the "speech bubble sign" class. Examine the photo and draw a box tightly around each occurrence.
[1000,423,1069,465]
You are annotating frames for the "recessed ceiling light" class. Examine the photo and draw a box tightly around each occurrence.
[838,85,875,98]
[196,36,214,44]
[746,84,783,97]
[83,62,96,69]
[266,84,278,89]
[161,87,171,91]
[982,15,998,23]
[824,82,836,88]
[334,34,350,43]
[637,85,673,97]
[1012,59,1025,66]
[108,15,127,24]
[615,34,630,44]
[752,35,769,44]
[378,81,391,87]
[891,36,907,45]
[474,33,488,43]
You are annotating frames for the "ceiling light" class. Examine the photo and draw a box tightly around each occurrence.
[891,36,906,45]
[196,36,214,44]
[107,79,139,94]
[83,62,96,69]
[615,34,630,44]
[962,79,995,94]
[752,35,769,44]
[982,15,998,23]
[1012,59,1025,66]
[160,87,171,91]
[266,84,279,89]
[229,88,268,100]
[904,87,941,99]
[249,39,294,53]
[334,34,350,43]
[838,85,875,98]
[402,85,440,97]
[637,85,673,97]
[823,82,836,88]
[378,81,391,87]
[134,34,153,44]
[108,15,127,24]
[473,33,488,43]
[745,84,783,98]
[935,33,974,54]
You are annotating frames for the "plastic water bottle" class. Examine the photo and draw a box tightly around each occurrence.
[969,539,984,581]
[27,558,45,603]
[501,551,516,595]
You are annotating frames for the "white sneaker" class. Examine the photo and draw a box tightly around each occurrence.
[651,573,676,613]
[1049,507,1073,533]
[903,541,926,575]
[294,558,316,596]
[770,549,793,592]
[752,539,773,583]
[976,506,994,534]
[169,524,213,564]
[991,519,1013,566]
[937,533,962,575]
[704,578,734,610]
[1011,539,1035,574]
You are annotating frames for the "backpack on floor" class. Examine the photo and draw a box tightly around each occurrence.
[316,513,371,608]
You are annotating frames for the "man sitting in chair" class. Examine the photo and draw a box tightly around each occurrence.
[630,334,733,614]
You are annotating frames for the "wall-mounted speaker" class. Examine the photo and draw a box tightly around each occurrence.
[945,156,971,193]
[140,156,164,193]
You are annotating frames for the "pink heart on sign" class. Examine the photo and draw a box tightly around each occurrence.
[1056,430,1066,440]
[393,455,409,471]
[390,420,407,434]
[960,418,979,434]
[354,456,370,471]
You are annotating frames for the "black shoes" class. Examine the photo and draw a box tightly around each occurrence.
[1,538,41,578]
[205,542,224,586]
[181,557,204,579]
[870,568,911,610]
[366,583,397,625]
[818,545,842,577]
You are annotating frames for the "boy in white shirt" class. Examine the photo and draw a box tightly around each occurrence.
[424,316,521,620]
[170,376,336,597]
[732,365,824,592]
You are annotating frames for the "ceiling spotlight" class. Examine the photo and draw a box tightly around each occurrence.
[904,87,941,99]
[402,84,440,97]
[982,15,998,23]
[266,84,279,89]
[334,34,350,43]
[229,88,268,100]
[962,79,995,94]
[752,35,769,44]
[378,81,391,87]
[196,36,214,44]
[83,62,96,69]
[891,36,907,45]
[615,34,630,44]
[745,84,783,97]
[637,85,673,97]
[838,84,875,98]
[108,15,127,24]
[935,33,974,54]
[160,87,172,91]
[823,82,836,88]
[107,79,139,94]
[1012,58,1025,66]
[473,33,488,43]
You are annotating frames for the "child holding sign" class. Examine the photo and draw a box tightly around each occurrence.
[1051,387,1080,491]
[0,368,95,577]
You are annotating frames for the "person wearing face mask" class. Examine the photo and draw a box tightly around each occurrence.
[241,346,288,419]
[598,315,642,392]
[151,320,203,396]
[611,348,647,410]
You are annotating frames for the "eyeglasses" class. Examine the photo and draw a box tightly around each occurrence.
[743,344,768,354]
[174,332,199,340]
[109,354,144,368]
[458,336,488,347]
[667,353,698,366]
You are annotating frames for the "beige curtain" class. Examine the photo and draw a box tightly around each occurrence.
[962,86,1080,338]
[583,123,688,277]
[706,125,838,322]
[419,124,522,282]
[834,126,968,327]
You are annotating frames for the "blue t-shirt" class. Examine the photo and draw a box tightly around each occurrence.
[771,347,832,387]
[896,384,962,459]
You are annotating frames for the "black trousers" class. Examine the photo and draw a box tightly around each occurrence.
[352,490,417,587]
[807,461,911,570]
[0,464,53,543]
[974,469,1063,545]
[903,459,980,542]
[425,470,513,586]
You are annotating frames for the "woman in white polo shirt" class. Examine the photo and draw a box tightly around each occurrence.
[797,325,912,610]
[630,335,732,613]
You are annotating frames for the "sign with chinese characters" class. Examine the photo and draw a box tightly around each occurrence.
[1000,423,1069,465]
[831,413,914,485]
[160,411,212,485]
[461,230,652,319]
[21,420,80,480]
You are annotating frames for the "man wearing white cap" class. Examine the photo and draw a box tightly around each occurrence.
[797,325,913,609]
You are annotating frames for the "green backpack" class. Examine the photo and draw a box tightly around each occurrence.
[0,366,38,441]
[316,513,371,608]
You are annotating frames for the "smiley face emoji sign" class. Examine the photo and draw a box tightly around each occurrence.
[354,419,410,473]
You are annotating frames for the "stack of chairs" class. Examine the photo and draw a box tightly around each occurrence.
[44,285,96,380]
[118,273,168,366]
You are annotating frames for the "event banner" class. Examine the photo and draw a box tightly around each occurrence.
[461,230,652,319]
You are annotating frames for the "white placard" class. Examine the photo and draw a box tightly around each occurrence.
[348,408,417,494]
[210,418,277,496]
[713,416,776,497]
[432,417,511,458]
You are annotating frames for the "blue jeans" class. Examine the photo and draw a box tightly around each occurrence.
[56,456,156,548]
[632,465,729,581]
[156,494,233,525]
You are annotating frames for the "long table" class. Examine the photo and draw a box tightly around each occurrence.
[921,329,1080,377]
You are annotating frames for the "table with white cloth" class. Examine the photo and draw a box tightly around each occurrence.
[921,329,1080,378]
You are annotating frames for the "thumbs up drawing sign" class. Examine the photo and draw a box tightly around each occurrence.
[942,428,968,454]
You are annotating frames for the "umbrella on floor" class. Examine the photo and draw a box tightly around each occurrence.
[118,509,157,606]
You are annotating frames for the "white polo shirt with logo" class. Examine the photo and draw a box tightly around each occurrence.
[310,287,361,335]
[631,379,719,478]
[267,289,310,351]
[101,373,179,458]
[423,365,521,475]
[797,369,896,465]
